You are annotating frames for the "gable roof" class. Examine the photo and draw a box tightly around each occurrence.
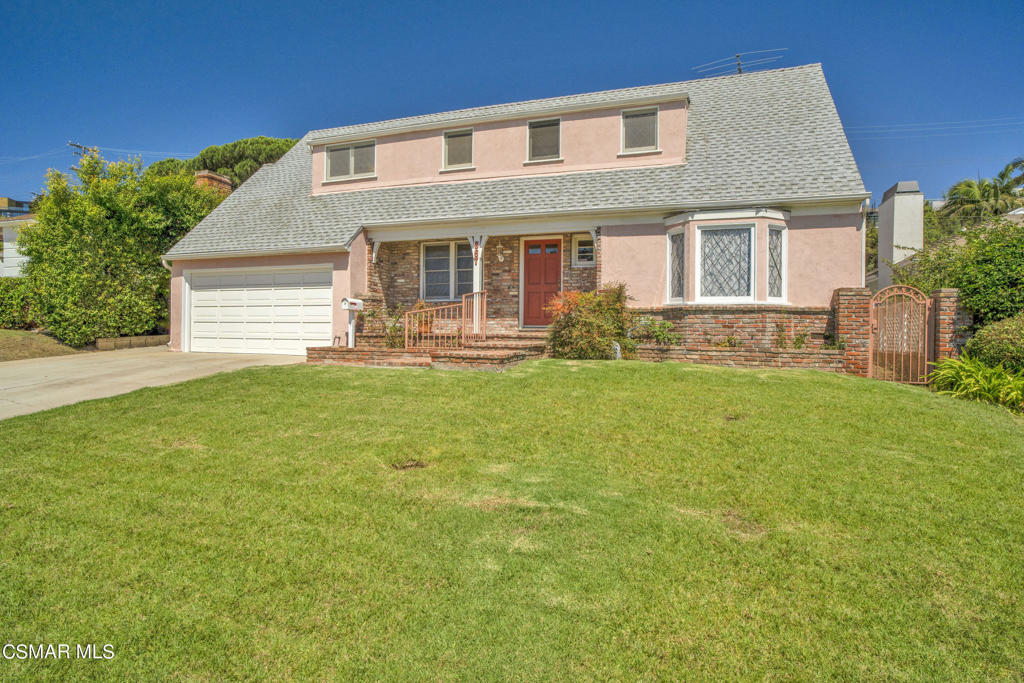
[166,64,866,259]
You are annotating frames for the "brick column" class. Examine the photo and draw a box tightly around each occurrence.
[831,287,872,376]
[930,288,969,362]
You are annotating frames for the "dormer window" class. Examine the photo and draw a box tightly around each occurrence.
[443,129,473,169]
[621,107,658,153]
[326,141,375,180]
[527,119,561,162]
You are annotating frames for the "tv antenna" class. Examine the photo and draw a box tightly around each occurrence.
[691,48,788,77]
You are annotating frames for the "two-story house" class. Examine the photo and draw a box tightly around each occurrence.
[165,64,868,355]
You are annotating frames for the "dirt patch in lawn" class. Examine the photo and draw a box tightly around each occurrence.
[0,329,82,362]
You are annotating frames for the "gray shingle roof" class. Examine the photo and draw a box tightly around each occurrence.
[166,64,866,258]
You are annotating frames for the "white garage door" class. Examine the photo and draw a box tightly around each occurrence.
[188,267,333,355]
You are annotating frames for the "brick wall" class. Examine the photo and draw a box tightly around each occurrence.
[830,287,872,376]
[635,345,846,371]
[632,304,832,349]
[930,288,971,361]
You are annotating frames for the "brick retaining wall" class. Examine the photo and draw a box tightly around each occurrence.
[635,345,846,371]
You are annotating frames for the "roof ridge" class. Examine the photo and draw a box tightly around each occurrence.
[306,63,823,140]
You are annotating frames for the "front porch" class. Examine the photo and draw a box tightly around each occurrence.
[358,230,598,338]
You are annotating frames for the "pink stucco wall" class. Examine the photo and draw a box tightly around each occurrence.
[168,251,351,351]
[787,212,863,306]
[600,223,668,307]
[311,100,687,194]
[599,212,863,308]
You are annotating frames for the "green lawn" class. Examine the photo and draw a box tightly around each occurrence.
[1,360,1022,679]
[0,329,80,362]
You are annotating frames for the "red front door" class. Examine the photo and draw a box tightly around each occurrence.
[522,239,561,326]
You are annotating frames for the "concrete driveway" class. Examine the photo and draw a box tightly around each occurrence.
[0,347,303,420]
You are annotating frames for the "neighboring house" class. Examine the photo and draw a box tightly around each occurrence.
[0,214,32,277]
[0,197,32,218]
[164,64,869,355]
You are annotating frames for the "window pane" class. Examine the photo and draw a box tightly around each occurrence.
[623,109,657,150]
[700,228,751,298]
[769,229,783,298]
[424,244,451,298]
[445,130,472,167]
[670,232,685,299]
[545,244,558,254]
[327,146,350,178]
[455,243,474,294]
[527,245,541,255]
[576,238,595,263]
[424,282,449,299]
[529,119,560,160]
[352,142,375,175]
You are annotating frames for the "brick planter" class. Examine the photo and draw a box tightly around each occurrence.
[635,345,846,372]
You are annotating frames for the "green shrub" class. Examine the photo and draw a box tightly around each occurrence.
[928,355,1024,413]
[895,218,1024,325]
[964,314,1024,373]
[630,316,681,345]
[546,283,636,360]
[0,278,32,329]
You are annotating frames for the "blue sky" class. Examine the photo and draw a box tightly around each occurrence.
[2,0,1020,204]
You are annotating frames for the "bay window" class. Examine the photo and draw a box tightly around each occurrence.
[667,229,686,302]
[697,225,755,301]
[768,226,785,300]
[422,242,474,300]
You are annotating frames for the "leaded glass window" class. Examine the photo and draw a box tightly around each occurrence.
[669,231,685,300]
[768,228,784,299]
[700,228,752,298]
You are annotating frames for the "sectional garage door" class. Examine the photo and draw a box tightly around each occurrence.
[188,267,333,355]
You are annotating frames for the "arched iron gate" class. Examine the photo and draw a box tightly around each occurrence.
[869,285,931,384]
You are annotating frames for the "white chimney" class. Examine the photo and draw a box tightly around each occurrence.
[877,181,924,289]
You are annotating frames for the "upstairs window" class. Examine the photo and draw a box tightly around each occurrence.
[622,107,658,152]
[443,129,473,169]
[326,141,375,180]
[528,119,560,161]
[422,242,474,300]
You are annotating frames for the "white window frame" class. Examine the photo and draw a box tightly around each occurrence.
[324,140,376,182]
[441,128,474,171]
[620,106,660,155]
[420,241,474,301]
[767,224,788,303]
[571,233,596,268]
[525,117,562,164]
[665,225,687,304]
[694,223,756,304]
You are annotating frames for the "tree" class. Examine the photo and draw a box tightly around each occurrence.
[940,160,1024,221]
[19,148,223,346]
[146,136,297,187]
[894,218,1024,325]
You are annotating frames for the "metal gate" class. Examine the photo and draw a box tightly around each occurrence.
[869,285,931,384]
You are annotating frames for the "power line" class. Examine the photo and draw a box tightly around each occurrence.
[691,48,787,76]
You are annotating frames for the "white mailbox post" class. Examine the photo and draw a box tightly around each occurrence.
[340,298,364,348]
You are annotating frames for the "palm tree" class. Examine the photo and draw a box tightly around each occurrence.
[941,160,1024,221]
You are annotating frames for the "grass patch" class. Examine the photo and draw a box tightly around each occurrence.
[1,360,1022,679]
[0,329,80,362]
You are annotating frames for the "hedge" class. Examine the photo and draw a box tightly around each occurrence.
[0,278,32,329]
[964,314,1024,373]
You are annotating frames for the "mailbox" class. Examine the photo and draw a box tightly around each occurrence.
[341,297,364,311]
